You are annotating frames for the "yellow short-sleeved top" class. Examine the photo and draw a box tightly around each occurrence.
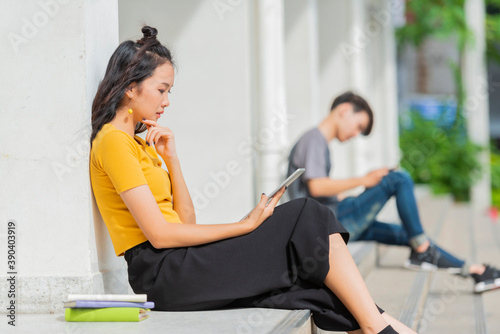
[90,123,183,256]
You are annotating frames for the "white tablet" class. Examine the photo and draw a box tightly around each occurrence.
[240,168,305,221]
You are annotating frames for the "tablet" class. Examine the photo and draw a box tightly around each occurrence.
[240,168,305,221]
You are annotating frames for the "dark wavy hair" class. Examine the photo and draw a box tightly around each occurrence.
[90,26,174,144]
[330,91,373,136]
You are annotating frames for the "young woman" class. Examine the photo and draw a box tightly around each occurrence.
[90,26,415,334]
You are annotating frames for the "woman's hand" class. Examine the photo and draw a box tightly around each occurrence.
[243,186,286,231]
[141,119,177,159]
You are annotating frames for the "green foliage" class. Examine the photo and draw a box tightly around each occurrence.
[486,0,500,65]
[490,147,500,208]
[396,0,486,202]
[400,112,482,202]
[397,0,500,65]
[396,0,471,51]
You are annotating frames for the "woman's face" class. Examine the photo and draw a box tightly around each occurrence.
[129,62,175,121]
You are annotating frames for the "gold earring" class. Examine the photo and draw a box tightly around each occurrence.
[128,108,133,114]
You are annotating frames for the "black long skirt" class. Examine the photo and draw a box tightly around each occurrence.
[124,198,382,331]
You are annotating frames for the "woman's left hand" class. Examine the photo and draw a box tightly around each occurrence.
[141,119,177,160]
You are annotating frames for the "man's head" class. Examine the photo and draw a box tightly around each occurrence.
[330,91,373,142]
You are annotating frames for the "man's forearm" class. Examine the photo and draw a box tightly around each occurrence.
[308,177,365,197]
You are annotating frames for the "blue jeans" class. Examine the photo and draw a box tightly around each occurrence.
[335,171,465,268]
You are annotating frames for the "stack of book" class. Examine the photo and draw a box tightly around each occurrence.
[64,294,154,322]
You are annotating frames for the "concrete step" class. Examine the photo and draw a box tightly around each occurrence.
[2,240,379,334]
[474,210,500,333]
[353,192,500,334]
[0,222,382,334]
[1,308,313,334]
[314,187,500,333]
[416,202,500,334]
[314,192,455,333]
[5,187,444,334]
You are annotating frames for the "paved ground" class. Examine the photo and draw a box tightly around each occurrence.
[348,193,500,334]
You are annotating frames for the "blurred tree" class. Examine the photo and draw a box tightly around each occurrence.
[396,0,483,202]
[486,1,500,208]
[486,0,500,65]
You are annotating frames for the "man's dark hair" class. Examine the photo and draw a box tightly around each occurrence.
[330,91,373,135]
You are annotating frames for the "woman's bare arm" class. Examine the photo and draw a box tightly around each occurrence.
[142,119,196,224]
[163,156,196,224]
[120,184,285,249]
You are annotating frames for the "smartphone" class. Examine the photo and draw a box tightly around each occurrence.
[240,168,305,221]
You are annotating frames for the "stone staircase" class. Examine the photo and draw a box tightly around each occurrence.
[341,192,500,334]
[4,189,500,333]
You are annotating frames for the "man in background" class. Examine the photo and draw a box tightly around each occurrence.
[287,91,500,293]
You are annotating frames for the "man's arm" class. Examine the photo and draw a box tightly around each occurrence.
[308,177,364,197]
[308,168,390,197]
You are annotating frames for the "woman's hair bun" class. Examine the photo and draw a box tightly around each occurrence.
[141,26,158,41]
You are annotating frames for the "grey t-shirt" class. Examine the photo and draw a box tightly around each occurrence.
[287,128,339,212]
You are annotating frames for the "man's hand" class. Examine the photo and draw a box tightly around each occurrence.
[362,168,390,188]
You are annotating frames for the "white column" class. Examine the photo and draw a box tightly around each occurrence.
[284,0,320,143]
[255,0,289,195]
[372,0,400,167]
[307,0,321,124]
[348,0,400,175]
[86,0,128,297]
[350,0,371,176]
[317,0,355,180]
[0,0,119,313]
[463,0,491,211]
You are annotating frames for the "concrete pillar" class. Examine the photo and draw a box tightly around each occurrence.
[0,0,119,313]
[463,0,491,212]
[350,0,371,177]
[284,0,320,144]
[368,0,400,168]
[317,0,355,179]
[316,0,399,182]
[255,0,289,194]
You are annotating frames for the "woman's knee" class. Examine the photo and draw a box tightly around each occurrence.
[302,197,336,218]
[289,197,309,207]
[284,197,326,214]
